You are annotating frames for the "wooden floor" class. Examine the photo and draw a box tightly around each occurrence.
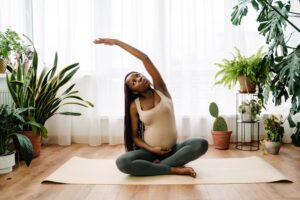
[1,143,300,200]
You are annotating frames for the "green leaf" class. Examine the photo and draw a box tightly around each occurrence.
[50,52,58,78]
[231,0,252,25]
[287,114,296,128]
[27,120,42,128]
[276,47,300,95]
[62,83,76,95]
[40,125,48,139]
[57,112,81,116]
[12,133,33,166]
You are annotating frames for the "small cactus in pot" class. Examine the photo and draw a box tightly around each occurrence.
[209,102,232,149]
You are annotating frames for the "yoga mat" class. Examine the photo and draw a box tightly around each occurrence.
[42,156,291,185]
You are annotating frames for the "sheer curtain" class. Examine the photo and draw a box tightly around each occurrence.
[0,0,33,37]
[1,0,297,145]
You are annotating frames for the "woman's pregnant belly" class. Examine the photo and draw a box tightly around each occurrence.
[144,126,177,149]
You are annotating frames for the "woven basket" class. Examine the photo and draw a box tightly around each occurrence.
[0,59,7,73]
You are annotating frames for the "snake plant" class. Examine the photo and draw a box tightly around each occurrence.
[6,39,94,138]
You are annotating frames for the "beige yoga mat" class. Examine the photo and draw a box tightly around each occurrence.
[42,156,291,185]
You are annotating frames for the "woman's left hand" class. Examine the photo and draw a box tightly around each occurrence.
[151,146,172,157]
[93,38,117,46]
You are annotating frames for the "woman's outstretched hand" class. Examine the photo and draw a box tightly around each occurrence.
[151,146,172,157]
[93,38,117,46]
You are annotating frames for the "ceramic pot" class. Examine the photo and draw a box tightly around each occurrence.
[0,151,15,174]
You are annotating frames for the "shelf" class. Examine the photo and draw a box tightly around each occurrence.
[237,119,260,123]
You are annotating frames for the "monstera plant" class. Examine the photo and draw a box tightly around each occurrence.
[231,0,300,146]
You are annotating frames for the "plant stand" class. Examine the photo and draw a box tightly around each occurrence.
[236,93,260,151]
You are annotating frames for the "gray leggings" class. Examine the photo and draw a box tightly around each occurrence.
[116,138,208,176]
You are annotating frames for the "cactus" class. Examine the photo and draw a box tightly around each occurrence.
[209,102,228,131]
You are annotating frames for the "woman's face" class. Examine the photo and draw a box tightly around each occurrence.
[126,72,151,93]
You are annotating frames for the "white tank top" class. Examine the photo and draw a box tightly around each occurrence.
[135,90,178,148]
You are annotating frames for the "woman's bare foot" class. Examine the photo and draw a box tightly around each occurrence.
[170,166,197,178]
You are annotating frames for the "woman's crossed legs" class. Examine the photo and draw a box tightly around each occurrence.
[116,138,208,177]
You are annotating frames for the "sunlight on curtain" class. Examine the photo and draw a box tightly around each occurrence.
[1,0,298,145]
[0,0,32,37]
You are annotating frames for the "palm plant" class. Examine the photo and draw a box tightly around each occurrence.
[0,105,34,166]
[231,0,300,145]
[6,40,94,138]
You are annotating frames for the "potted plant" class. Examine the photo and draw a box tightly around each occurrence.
[238,99,262,121]
[215,47,270,94]
[231,0,300,146]
[0,28,26,73]
[6,39,94,157]
[262,115,285,155]
[0,105,36,174]
[209,102,232,149]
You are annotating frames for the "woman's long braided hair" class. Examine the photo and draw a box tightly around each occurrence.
[124,72,144,151]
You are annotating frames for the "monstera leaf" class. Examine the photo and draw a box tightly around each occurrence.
[276,46,300,95]
[291,122,300,146]
[257,1,290,55]
[231,0,260,25]
[271,46,300,127]
[231,0,290,55]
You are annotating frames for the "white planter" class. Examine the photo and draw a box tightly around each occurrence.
[265,141,281,155]
[0,152,16,174]
[241,113,252,121]
[241,105,252,121]
[240,105,259,122]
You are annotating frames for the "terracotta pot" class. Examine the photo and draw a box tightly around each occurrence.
[23,131,41,158]
[239,75,256,93]
[211,130,232,150]
[0,59,7,73]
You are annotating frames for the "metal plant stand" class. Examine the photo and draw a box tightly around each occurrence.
[235,93,260,151]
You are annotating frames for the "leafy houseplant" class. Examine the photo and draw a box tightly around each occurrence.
[6,41,94,157]
[238,99,262,121]
[0,105,34,173]
[215,47,270,94]
[264,115,284,142]
[231,0,300,145]
[209,102,232,149]
[0,28,26,73]
[263,115,285,154]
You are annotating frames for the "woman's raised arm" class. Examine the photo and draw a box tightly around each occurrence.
[94,38,171,98]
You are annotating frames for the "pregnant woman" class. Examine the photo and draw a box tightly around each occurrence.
[94,38,208,177]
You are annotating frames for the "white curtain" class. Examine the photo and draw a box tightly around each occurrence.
[1,0,298,145]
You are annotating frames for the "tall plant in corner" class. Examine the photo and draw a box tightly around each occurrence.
[231,0,300,146]
[6,37,94,155]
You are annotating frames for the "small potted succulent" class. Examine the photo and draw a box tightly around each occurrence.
[262,115,285,155]
[238,99,262,121]
[209,102,232,149]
